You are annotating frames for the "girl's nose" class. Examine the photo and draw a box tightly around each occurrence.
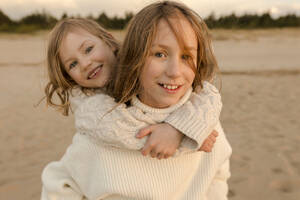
[80,57,92,71]
[166,57,181,78]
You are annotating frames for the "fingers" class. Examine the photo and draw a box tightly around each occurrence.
[199,145,213,153]
[136,126,154,138]
[199,142,213,152]
[152,151,172,160]
[142,145,172,160]
[199,143,212,152]
[164,154,170,159]
[157,153,164,160]
[208,134,216,143]
[149,148,168,159]
[141,142,153,156]
[150,149,158,158]
[211,130,219,137]
[207,130,219,144]
[199,130,219,152]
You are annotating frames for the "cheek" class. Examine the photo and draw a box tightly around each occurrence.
[140,60,155,86]
[190,69,196,80]
[139,67,156,94]
[144,61,162,79]
[66,70,76,81]
[185,66,196,83]
[68,69,82,83]
[107,53,117,69]
[102,66,111,83]
[99,43,114,56]
[93,45,107,58]
[139,73,149,91]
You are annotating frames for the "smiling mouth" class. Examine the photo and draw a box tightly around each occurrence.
[158,83,182,91]
[87,64,103,79]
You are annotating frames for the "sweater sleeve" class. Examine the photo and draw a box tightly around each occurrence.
[41,161,85,200]
[74,93,149,150]
[164,81,222,151]
[206,159,231,200]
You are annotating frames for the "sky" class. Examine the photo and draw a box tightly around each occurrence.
[1,0,300,20]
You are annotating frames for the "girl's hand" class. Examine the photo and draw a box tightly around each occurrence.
[136,123,183,159]
[198,130,218,152]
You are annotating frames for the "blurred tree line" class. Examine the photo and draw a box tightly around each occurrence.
[205,12,300,28]
[0,9,300,33]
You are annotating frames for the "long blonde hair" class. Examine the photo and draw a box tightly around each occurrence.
[111,1,219,104]
[45,18,119,116]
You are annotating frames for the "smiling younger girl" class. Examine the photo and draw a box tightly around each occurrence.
[41,1,231,199]
[58,27,116,88]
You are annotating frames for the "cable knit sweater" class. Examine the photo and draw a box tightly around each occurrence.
[73,82,222,153]
[41,82,232,200]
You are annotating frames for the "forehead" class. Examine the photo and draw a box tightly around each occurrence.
[61,28,96,46]
[59,28,98,59]
[153,16,197,49]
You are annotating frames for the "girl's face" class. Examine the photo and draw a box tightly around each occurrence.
[138,17,197,108]
[59,28,116,88]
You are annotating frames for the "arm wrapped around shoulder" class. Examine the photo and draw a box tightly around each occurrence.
[74,93,117,135]
[165,81,222,151]
[74,93,148,150]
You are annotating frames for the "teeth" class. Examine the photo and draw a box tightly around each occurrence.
[88,67,100,79]
[163,84,179,90]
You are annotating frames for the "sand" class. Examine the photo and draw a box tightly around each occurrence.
[0,29,300,200]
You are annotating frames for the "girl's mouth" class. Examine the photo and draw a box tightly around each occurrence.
[88,64,103,79]
[158,83,182,93]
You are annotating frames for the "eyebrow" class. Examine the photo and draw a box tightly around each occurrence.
[62,40,90,65]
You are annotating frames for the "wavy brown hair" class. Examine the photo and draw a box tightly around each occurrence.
[44,18,119,116]
[111,1,219,104]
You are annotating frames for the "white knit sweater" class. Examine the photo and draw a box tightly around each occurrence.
[41,82,232,200]
[73,82,223,153]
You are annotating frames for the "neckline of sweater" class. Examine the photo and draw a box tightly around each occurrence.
[131,88,192,114]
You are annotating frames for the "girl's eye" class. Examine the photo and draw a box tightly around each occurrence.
[85,46,94,54]
[69,61,78,69]
[154,52,165,58]
[182,54,190,60]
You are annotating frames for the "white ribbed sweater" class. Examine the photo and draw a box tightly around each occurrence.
[41,82,232,200]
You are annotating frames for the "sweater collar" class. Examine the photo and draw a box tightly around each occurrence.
[131,88,192,114]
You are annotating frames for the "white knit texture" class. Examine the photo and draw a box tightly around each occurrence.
[41,82,232,200]
[42,124,231,199]
[73,82,222,153]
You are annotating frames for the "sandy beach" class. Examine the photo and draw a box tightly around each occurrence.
[1,28,300,200]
